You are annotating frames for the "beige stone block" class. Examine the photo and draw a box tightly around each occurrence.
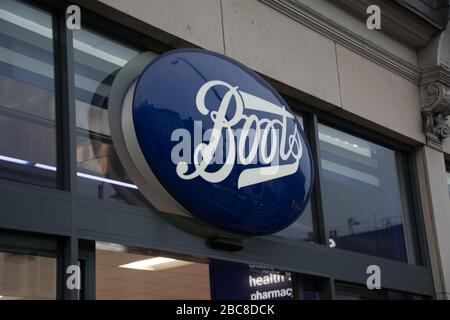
[296,0,418,66]
[336,44,424,143]
[97,0,224,52]
[221,0,341,107]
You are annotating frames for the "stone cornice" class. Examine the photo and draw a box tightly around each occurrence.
[420,24,450,87]
[421,66,450,87]
[259,0,421,84]
[334,0,440,47]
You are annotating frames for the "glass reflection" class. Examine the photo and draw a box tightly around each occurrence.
[0,0,56,187]
[73,27,150,206]
[318,123,412,262]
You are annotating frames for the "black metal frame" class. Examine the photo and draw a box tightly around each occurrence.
[0,0,436,300]
[78,240,96,300]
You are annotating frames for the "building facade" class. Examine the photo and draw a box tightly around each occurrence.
[0,0,449,300]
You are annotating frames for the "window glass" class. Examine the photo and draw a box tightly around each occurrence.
[96,242,210,300]
[447,168,450,197]
[274,116,315,242]
[318,123,413,262]
[73,27,151,206]
[0,0,56,187]
[275,202,314,242]
[0,251,57,300]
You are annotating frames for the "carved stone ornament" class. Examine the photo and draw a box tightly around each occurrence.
[421,82,450,150]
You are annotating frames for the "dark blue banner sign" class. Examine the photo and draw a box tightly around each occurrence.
[210,262,294,300]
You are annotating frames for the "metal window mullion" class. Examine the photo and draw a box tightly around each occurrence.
[53,2,79,300]
[79,240,97,300]
[293,274,303,300]
[54,8,76,192]
[305,113,328,245]
[408,151,432,267]
[319,278,336,300]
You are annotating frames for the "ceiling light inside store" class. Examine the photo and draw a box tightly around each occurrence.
[119,257,192,271]
[95,242,127,252]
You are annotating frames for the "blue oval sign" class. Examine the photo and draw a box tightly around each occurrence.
[110,49,314,236]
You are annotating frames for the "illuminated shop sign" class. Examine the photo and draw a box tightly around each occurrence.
[109,49,313,235]
[210,262,294,300]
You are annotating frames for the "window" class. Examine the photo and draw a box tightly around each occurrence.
[275,202,314,242]
[318,123,414,262]
[95,242,210,299]
[73,26,150,206]
[0,0,57,187]
[335,282,424,300]
[275,116,315,242]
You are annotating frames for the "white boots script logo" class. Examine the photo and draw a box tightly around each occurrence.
[171,80,304,189]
